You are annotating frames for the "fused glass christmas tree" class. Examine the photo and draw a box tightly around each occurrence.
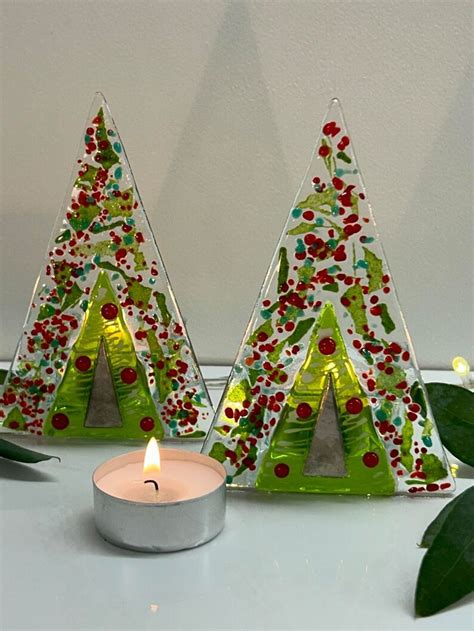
[0,93,212,439]
[203,99,454,495]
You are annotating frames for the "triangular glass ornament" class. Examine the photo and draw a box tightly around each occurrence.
[203,99,454,495]
[0,93,213,439]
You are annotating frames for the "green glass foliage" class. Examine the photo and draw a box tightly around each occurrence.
[43,272,162,439]
[256,304,395,494]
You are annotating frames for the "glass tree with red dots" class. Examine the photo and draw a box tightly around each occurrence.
[202,99,454,495]
[0,93,213,439]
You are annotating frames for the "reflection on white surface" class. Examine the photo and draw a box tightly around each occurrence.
[0,368,472,631]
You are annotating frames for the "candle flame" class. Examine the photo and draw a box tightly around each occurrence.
[452,356,470,378]
[143,437,161,475]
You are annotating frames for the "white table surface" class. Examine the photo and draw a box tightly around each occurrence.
[0,366,472,631]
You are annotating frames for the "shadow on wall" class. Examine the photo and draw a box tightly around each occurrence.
[403,67,473,367]
[153,1,293,364]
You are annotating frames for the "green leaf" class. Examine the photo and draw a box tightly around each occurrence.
[267,342,285,364]
[421,418,433,442]
[260,301,279,320]
[95,109,120,170]
[341,284,367,335]
[0,438,59,464]
[267,317,315,364]
[336,151,351,164]
[131,245,148,272]
[421,453,448,484]
[378,303,396,334]
[247,320,274,345]
[286,318,315,346]
[74,164,98,187]
[415,487,474,617]
[209,442,227,463]
[296,188,336,214]
[400,417,414,472]
[180,430,206,439]
[228,379,251,403]
[37,303,56,321]
[61,282,83,311]
[55,229,71,244]
[127,279,152,309]
[3,407,27,429]
[322,283,339,292]
[103,188,134,218]
[363,247,383,292]
[287,222,316,236]
[297,264,315,284]
[69,205,100,232]
[376,364,407,395]
[146,330,170,404]
[96,260,123,276]
[0,368,7,385]
[420,493,464,549]
[248,368,260,386]
[53,261,73,285]
[155,292,171,327]
[277,247,289,290]
[90,220,124,234]
[426,383,474,466]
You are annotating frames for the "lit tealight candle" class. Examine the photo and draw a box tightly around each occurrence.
[93,441,226,552]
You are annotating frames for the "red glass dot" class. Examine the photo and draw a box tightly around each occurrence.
[363,452,379,468]
[121,367,137,384]
[296,402,313,419]
[345,397,363,415]
[101,303,118,320]
[274,463,290,478]
[9,421,19,430]
[318,337,336,355]
[140,417,155,432]
[75,355,91,372]
[52,413,69,430]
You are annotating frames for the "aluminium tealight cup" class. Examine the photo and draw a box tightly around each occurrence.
[92,448,227,552]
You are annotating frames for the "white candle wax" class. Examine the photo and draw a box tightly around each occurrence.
[95,449,224,504]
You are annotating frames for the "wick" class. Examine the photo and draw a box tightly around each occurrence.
[144,479,159,492]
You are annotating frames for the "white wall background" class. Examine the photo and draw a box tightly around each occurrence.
[0,0,472,368]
